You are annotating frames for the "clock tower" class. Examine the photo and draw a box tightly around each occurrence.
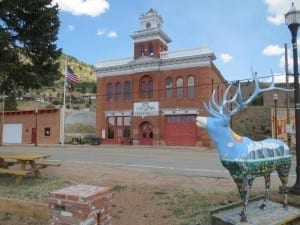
[131,8,172,59]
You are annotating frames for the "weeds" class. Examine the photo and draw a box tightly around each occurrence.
[112,184,127,192]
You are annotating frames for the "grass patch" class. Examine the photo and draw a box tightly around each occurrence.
[112,184,127,192]
[168,190,242,225]
[1,213,11,221]
[0,175,73,201]
[153,191,168,195]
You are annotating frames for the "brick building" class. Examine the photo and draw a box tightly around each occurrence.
[95,8,227,147]
[0,108,61,145]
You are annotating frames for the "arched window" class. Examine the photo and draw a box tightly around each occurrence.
[124,81,131,101]
[148,80,153,98]
[140,45,145,56]
[107,83,113,102]
[176,77,183,97]
[187,76,195,97]
[165,77,173,97]
[115,82,122,101]
[139,75,153,99]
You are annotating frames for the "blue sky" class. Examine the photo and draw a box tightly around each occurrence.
[52,0,300,82]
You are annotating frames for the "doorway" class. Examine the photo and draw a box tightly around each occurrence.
[139,122,153,145]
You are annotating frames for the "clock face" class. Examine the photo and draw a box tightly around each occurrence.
[146,22,151,28]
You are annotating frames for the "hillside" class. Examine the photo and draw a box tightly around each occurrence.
[14,53,97,111]
[58,53,96,82]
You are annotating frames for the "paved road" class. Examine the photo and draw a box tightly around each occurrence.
[0,145,297,179]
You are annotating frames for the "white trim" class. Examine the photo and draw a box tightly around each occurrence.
[104,110,132,117]
[96,55,213,78]
[161,108,200,115]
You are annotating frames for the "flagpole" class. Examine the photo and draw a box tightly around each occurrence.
[61,56,67,147]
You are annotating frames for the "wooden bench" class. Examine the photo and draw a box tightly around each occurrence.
[0,168,31,176]
[35,162,61,169]
[0,161,15,168]
[0,167,33,185]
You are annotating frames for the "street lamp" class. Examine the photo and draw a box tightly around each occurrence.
[273,93,278,139]
[285,2,300,194]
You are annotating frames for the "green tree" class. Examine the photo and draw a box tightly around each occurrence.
[5,93,17,110]
[0,0,62,94]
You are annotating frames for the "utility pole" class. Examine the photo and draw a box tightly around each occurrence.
[0,91,5,146]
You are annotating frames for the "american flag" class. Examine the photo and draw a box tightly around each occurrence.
[66,66,80,84]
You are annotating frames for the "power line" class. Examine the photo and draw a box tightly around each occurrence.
[93,73,280,99]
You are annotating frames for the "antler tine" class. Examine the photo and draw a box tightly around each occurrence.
[204,102,220,117]
[233,73,293,115]
[228,82,244,115]
[221,83,236,115]
[211,90,222,113]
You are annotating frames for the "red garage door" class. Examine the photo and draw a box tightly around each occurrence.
[165,115,196,146]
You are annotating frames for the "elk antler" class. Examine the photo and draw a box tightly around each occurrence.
[205,74,293,117]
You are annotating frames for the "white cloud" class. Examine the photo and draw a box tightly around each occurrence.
[267,15,284,25]
[96,29,117,38]
[264,0,291,25]
[220,53,233,63]
[67,25,74,32]
[263,45,285,56]
[52,0,109,17]
[96,29,106,36]
[107,31,117,38]
[278,38,300,68]
[265,73,295,83]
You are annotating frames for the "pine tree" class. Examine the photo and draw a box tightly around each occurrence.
[0,0,62,93]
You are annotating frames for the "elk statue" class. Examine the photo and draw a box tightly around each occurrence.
[196,75,292,222]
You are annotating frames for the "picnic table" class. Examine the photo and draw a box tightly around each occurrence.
[0,152,60,184]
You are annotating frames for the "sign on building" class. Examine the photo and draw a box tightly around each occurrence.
[133,102,159,117]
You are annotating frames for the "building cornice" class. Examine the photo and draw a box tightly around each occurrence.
[131,28,172,44]
[96,53,214,78]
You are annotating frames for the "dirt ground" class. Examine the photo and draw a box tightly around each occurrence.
[0,162,298,225]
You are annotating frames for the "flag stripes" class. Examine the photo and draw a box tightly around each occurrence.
[66,66,80,84]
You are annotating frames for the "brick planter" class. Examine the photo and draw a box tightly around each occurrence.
[48,184,113,225]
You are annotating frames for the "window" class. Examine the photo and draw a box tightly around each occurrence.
[124,81,131,101]
[167,115,194,123]
[149,43,154,56]
[139,76,153,99]
[124,117,131,138]
[187,76,195,97]
[115,82,122,101]
[148,80,153,98]
[141,81,147,99]
[107,83,113,102]
[176,77,183,97]
[140,45,145,56]
[44,128,50,136]
[165,77,173,97]
[108,117,115,139]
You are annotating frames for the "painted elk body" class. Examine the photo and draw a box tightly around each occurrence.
[196,75,292,222]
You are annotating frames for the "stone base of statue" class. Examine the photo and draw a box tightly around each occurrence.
[211,196,300,225]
